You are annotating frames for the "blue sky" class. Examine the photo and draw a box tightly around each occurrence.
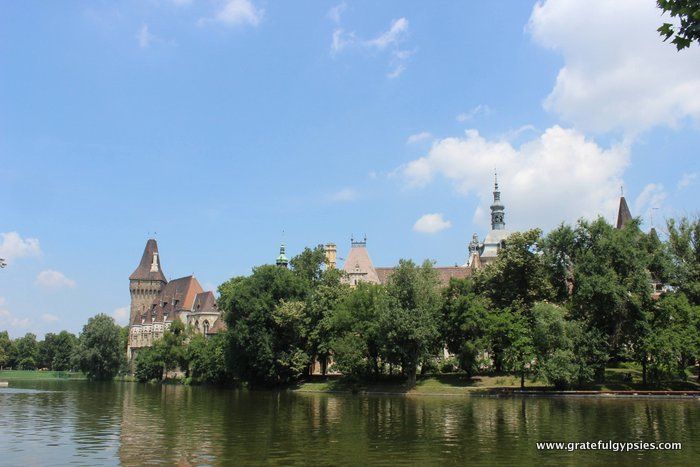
[1,0,698,337]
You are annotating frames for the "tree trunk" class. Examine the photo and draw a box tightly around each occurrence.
[642,354,647,386]
[520,371,525,389]
[407,366,417,387]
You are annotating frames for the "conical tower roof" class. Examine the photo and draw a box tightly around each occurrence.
[129,239,167,282]
[342,237,379,284]
[616,196,632,229]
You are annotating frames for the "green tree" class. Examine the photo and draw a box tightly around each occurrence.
[220,264,309,385]
[134,346,164,382]
[383,259,442,385]
[187,333,229,384]
[329,282,390,379]
[441,278,491,377]
[667,217,700,304]
[475,229,553,312]
[643,292,700,385]
[305,268,350,375]
[569,218,652,359]
[73,314,124,380]
[500,309,535,389]
[657,0,700,50]
[14,333,39,370]
[52,331,78,371]
[0,330,15,369]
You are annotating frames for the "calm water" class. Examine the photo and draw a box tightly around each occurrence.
[1,380,699,466]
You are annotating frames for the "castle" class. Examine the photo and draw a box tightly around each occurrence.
[339,175,509,286]
[126,239,225,362]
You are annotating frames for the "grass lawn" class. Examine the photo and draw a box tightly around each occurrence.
[294,373,548,395]
[294,368,700,395]
[0,370,86,380]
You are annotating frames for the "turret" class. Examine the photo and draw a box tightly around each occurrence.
[129,239,167,326]
[616,188,632,229]
[276,243,289,268]
[490,172,505,230]
[324,243,337,269]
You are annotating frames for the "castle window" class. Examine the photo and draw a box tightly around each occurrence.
[203,320,210,334]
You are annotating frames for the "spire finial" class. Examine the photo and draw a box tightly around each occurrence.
[494,169,498,190]
[620,185,624,197]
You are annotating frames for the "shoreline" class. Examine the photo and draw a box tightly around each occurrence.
[292,387,700,398]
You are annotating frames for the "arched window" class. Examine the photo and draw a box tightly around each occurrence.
[203,320,210,334]
[194,320,199,331]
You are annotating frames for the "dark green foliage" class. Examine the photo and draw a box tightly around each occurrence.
[134,346,165,382]
[441,278,490,376]
[657,0,700,50]
[15,333,39,370]
[643,292,700,384]
[667,217,700,304]
[475,229,554,311]
[187,333,229,384]
[38,331,77,371]
[220,264,310,385]
[383,259,442,385]
[0,330,15,369]
[568,218,652,358]
[329,282,390,379]
[73,314,124,380]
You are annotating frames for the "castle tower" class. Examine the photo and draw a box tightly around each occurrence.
[616,189,632,229]
[490,172,505,230]
[324,243,337,269]
[129,239,167,326]
[276,243,289,268]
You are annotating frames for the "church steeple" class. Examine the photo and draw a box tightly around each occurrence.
[276,243,289,268]
[490,172,505,230]
[616,187,632,229]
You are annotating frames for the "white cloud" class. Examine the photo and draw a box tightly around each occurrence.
[677,172,697,191]
[328,188,358,203]
[0,232,41,264]
[528,0,700,135]
[407,131,432,144]
[203,0,264,27]
[36,270,76,289]
[328,3,346,24]
[456,104,492,123]
[112,307,129,326]
[634,183,667,225]
[413,213,452,234]
[366,17,408,50]
[41,313,59,323]
[0,298,31,329]
[331,17,412,77]
[400,126,629,231]
[331,28,355,55]
[136,24,155,48]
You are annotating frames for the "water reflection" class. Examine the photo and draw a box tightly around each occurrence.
[1,381,699,465]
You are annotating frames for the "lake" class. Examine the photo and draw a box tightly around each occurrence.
[1,380,699,465]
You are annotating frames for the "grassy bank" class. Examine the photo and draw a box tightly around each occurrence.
[0,370,86,380]
[294,367,700,396]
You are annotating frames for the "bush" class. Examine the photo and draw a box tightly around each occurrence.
[134,347,164,382]
[440,357,458,373]
[540,349,579,389]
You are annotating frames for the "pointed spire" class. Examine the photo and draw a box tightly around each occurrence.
[276,243,289,268]
[490,171,505,230]
[616,195,632,229]
[130,239,167,282]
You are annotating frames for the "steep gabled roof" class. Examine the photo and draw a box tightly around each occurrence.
[141,275,203,323]
[129,239,167,282]
[192,291,218,314]
[375,266,471,286]
[343,242,380,284]
[616,196,633,229]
